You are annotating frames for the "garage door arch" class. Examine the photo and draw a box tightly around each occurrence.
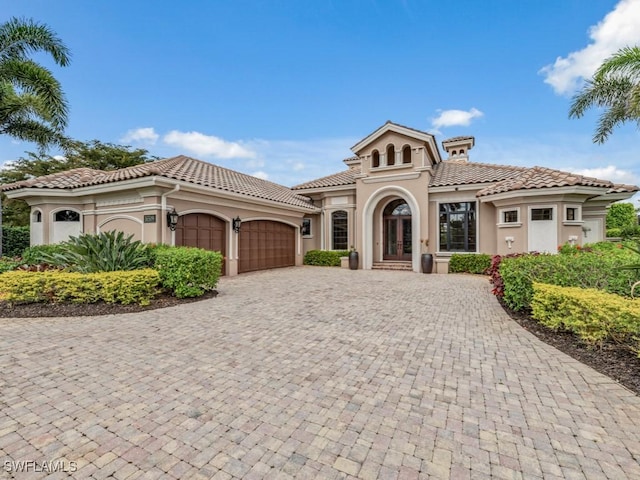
[238,220,296,273]
[175,212,227,274]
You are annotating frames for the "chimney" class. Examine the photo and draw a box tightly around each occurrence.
[441,136,475,162]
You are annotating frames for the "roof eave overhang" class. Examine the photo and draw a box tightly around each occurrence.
[5,176,320,214]
[477,185,621,203]
[290,184,356,195]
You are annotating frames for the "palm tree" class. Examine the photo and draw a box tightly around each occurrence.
[0,17,71,149]
[569,46,640,144]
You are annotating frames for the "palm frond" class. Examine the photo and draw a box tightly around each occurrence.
[0,17,71,66]
[595,46,640,83]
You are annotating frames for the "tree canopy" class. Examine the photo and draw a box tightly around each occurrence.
[0,140,157,226]
[0,17,71,149]
[569,46,640,144]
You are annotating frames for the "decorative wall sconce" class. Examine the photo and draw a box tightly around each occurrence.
[232,216,242,233]
[167,208,179,231]
[505,236,514,249]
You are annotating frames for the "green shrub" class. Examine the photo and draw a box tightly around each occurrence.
[606,228,623,238]
[448,253,491,274]
[21,244,68,265]
[303,249,350,266]
[1,226,29,257]
[153,245,222,298]
[41,231,152,272]
[0,258,19,273]
[606,202,637,230]
[500,251,640,311]
[0,269,160,305]
[531,283,640,354]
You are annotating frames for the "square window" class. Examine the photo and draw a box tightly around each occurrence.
[531,208,552,221]
[503,210,518,223]
[566,208,577,221]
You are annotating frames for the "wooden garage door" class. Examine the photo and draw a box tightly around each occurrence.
[238,220,295,273]
[175,213,226,274]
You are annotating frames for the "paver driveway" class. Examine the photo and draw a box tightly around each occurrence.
[1,267,639,480]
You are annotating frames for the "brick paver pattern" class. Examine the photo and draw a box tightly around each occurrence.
[1,267,639,479]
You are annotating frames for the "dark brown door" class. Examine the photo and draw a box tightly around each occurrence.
[383,216,412,260]
[238,220,295,273]
[175,213,226,274]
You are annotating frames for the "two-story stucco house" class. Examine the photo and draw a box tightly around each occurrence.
[2,121,637,275]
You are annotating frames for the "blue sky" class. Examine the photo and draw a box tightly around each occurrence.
[2,0,640,195]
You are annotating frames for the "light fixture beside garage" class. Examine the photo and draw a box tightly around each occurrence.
[232,216,242,233]
[167,208,179,231]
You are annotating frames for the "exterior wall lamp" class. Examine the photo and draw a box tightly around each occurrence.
[167,208,179,231]
[232,216,241,233]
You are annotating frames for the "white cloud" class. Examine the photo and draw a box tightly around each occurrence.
[292,162,305,171]
[252,171,269,180]
[120,127,159,144]
[569,165,639,185]
[431,108,484,130]
[540,0,640,95]
[163,130,256,159]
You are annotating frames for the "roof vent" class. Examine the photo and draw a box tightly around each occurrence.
[441,136,475,162]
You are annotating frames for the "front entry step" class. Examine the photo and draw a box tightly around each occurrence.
[372,261,413,271]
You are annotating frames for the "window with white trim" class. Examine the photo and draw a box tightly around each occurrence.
[564,205,582,223]
[503,210,518,223]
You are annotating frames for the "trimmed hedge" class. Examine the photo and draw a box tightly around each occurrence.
[499,251,640,311]
[0,269,160,305]
[303,249,350,266]
[1,226,29,257]
[152,245,222,298]
[531,282,640,354]
[448,253,491,274]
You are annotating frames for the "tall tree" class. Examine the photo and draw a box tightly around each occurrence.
[0,140,157,226]
[0,17,71,149]
[569,46,640,144]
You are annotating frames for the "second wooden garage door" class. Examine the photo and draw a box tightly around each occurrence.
[238,220,295,273]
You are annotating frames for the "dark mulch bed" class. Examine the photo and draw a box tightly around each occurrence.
[498,298,640,396]
[0,290,218,318]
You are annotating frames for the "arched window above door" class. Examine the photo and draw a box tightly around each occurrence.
[384,199,411,216]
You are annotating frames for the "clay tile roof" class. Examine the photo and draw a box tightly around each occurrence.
[430,161,526,187]
[442,136,474,143]
[1,156,317,210]
[475,166,629,197]
[291,169,358,190]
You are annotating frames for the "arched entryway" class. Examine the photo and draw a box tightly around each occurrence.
[383,199,412,260]
[175,213,226,274]
[362,186,421,272]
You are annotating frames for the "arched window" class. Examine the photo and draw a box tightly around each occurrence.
[459,149,465,155]
[402,145,411,164]
[452,150,457,156]
[32,211,42,223]
[54,210,80,222]
[386,144,395,166]
[372,150,380,168]
[384,200,411,216]
[331,210,348,250]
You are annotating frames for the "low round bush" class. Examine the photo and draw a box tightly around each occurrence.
[152,245,222,298]
[448,253,491,274]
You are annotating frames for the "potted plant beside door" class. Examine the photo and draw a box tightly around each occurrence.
[348,245,359,270]
[421,239,433,273]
